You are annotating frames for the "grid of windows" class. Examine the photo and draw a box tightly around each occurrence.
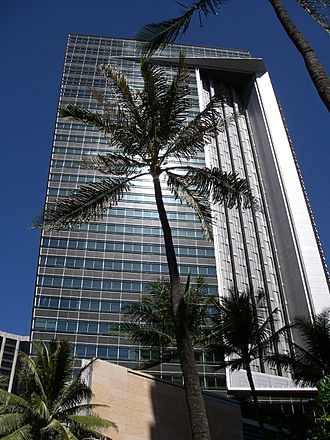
[32,34,301,389]
[39,256,217,276]
[37,276,218,296]
[41,237,215,257]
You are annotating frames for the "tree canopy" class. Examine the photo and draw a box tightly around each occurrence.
[0,340,117,440]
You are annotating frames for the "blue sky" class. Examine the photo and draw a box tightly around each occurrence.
[1,0,329,335]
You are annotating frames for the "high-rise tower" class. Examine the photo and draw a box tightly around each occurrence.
[31,35,329,392]
[0,331,29,393]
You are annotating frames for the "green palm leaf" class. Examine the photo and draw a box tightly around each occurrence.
[36,177,134,230]
[122,277,211,359]
[68,414,118,432]
[207,288,277,371]
[166,170,213,239]
[42,419,79,440]
[0,424,32,440]
[164,97,220,161]
[137,0,227,56]
[59,105,111,134]
[0,389,30,409]
[81,153,142,175]
[158,55,191,141]
[269,309,330,385]
[53,380,93,416]
[122,322,175,347]
[0,340,116,439]
[98,64,144,127]
[184,166,257,209]
[0,414,28,436]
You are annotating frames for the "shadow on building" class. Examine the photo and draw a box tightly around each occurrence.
[83,359,243,439]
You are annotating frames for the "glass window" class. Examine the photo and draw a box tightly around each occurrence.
[119,347,129,360]
[85,346,96,357]
[98,346,108,358]
[108,347,117,360]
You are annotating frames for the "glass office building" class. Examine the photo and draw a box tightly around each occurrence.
[31,35,329,392]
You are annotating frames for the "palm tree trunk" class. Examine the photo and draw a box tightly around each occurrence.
[245,363,266,437]
[153,174,211,440]
[268,0,330,112]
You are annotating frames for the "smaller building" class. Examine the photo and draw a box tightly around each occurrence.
[82,359,243,440]
[0,331,29,392]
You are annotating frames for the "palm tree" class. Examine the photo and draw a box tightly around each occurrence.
[270,308,330,386]
[136,0,330,112]
[0,339,117,440]
[207,288,278,434]
[36,57,256,440]
[122,275,211,369]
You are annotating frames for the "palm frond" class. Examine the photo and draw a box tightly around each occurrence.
[297,0,330,34]
[225,357,245,372]
[271,309,330,385]
[164,97,221,161]
[41,418,79,440]
[166,170,213,240]
[0,414,28,436]
[184,166,257,209]
[0,340,115,440]
[123,277,211,358]
[98,64,143,125]
[54,380,93,415]
[158,54,191,141]
[46,340,73,407]
[207,287,279,375]
[81,153,142,175]
[0,390,30,409]
[68,414,118,432]
[136,0,227,56]
[121,322,175,347]
[0,424,32,440]
[14,351,48,404]
[59,106,111,133]
[35,177,134,230]
[140,59,169,110]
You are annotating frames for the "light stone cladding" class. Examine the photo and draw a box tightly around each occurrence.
[82,359,243,440]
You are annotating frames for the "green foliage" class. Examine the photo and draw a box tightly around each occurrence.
[207,288,277,371]
[269,309,330,386]
[122,276,212,368]
[136,0,227,56]
[0,375,8,390]
[309,376,330,439]
[0,340,117,440]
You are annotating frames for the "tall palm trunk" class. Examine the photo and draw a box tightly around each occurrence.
[153,174,211,440]
[245,362,266,437]
[268,0,330,112]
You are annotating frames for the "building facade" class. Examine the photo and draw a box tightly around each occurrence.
[0,331,29,392]
[30,35,329,392]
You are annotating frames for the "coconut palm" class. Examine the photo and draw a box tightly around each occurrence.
[270,308,330,386]
[36,57,255,440]
[122,275,211,368]
[136,0,330,112]
[0,339,117,440]
[207,288,278,434]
